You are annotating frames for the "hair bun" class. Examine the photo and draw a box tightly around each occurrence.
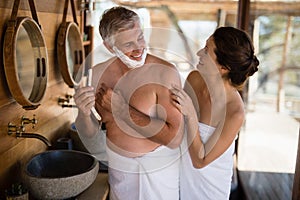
[247,55,259,77]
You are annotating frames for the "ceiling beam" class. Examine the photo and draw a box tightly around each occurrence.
[115,0,300,20]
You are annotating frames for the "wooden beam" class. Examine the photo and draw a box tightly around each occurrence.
[115,0,300,19]
[292,128,300,200]
[217,9,227,27]
[251,1,300,16]
[236,0,250,105]
[237,0,250,31]
[277,16,293,112]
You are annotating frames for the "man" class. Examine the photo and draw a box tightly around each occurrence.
[74,6,183,200]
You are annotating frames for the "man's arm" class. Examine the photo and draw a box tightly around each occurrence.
[99,65,184,148]
[74,86,101,138]
[125,93,184,148]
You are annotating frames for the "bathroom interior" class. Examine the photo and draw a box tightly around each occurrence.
[0,0,299,199]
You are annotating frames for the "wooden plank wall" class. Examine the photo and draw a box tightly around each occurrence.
[0,0,82,197]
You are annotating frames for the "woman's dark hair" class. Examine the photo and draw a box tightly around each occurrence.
[99,6,140,44]
[212,27,259,90]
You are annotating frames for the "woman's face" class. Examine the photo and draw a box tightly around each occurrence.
[196,36,222,75]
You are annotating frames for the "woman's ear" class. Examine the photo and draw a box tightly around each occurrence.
[220,66,230,75]
[103,41,114,54]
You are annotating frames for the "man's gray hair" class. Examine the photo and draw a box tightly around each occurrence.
[99,6,140,45]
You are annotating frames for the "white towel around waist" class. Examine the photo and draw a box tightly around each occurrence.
[107,145,180,200]
[107,144,180,173]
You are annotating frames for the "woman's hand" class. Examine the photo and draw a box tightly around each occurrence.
[170,85,197,118]
[170,84,199,143]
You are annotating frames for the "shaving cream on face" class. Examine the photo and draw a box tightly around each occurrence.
[113,46,147,68]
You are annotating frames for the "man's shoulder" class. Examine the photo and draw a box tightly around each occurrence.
[187,70,202,83]
[95,57,116,67]
[146,54,174,68]
[93,57,117,71]
[185,70,203,90]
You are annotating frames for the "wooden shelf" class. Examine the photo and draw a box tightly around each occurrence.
[83,40,91,46]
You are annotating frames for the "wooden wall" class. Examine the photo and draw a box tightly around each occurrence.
[0,0,82,197]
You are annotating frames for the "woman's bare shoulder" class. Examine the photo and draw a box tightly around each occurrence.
[227,93,245,123]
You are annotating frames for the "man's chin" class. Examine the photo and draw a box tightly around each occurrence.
[131,58,142,62]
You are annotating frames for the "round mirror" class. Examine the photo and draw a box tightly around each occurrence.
[3,17,48,110]
[57,22,85,88]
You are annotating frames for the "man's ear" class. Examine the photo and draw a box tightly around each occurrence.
[103,41,114,53]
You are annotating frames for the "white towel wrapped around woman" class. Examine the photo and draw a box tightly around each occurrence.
[180,122,235,200]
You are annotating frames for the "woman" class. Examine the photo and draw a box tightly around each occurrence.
[171,27,259,199]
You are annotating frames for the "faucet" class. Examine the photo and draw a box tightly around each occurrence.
[61,104,77,108]
[16,132,52,147]
[7,116,51,147]
[58,97,70,104]
[58,94,76,108]
[21,115,37,128]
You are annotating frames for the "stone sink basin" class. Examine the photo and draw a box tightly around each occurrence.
[24,150,99,199]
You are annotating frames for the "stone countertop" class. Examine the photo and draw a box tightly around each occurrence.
[77,172,109,200]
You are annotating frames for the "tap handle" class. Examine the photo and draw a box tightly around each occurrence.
[65,94,73,99]
[32,114,37,126]
[21,115,38,128]
[8,123,17,135]
[8,123,26,135]
[58,97,70,103]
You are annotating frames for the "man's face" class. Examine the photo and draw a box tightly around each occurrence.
[113,21,146,62]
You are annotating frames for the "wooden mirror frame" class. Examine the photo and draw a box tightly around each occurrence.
[57,21,85,88]
[57,0,85,88]
[3,17,48,110]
